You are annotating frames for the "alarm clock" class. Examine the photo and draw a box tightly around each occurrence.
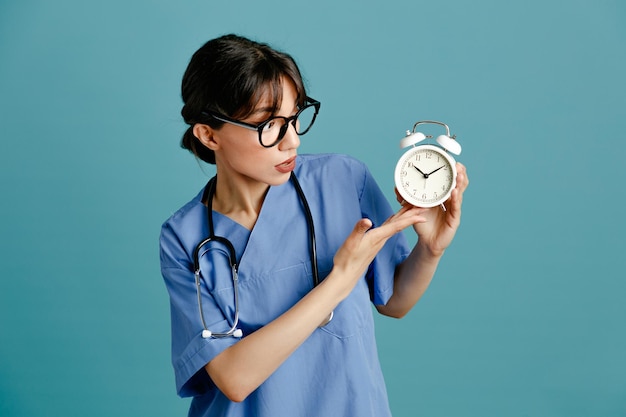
[394,120,462,209]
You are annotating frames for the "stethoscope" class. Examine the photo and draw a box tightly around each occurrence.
[193,172,332,339]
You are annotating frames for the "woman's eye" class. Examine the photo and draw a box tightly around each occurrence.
[262,119,277,131]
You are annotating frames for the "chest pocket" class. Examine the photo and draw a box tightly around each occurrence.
[212,263,313,335]
[208,263,374,340]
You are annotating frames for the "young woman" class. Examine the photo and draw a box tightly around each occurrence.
[160,34,469,417]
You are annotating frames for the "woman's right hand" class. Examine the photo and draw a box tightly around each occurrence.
[206,206,423,402]
[330,206,426,297]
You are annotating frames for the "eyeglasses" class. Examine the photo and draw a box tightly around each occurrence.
[203,97,320,148]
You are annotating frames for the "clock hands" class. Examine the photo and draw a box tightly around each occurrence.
[413,166,428,177]
[426,165,446,176]
[413,165,445,178]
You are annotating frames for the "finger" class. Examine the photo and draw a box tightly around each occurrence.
[448,188,462,217]
[349,218,374,239]
[393,203,418,217]
[455,163,469,192]
[447,185,464,222]
[385,204,424,224]
[375,208,425,238]
[453,164,468,207]
[341,218,374,252]
[394,187,407,206]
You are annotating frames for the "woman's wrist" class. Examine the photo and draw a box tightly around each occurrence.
[322,266,361,303]
[415,239,446,259]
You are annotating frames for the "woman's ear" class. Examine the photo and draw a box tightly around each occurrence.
[193,124,219,151]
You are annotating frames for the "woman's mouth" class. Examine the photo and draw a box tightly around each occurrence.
[275,156,296,173]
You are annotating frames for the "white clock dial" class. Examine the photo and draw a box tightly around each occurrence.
[394,144,457,208]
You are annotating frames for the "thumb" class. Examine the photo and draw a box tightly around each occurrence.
[353,218,373,236]
[339,219,374,256]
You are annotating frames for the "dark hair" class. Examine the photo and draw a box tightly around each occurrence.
[180,34,307,164]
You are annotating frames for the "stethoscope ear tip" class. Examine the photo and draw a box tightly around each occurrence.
[233,329,243,338]
[202,330,212,339]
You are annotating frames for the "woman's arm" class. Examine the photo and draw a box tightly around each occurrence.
[206,208,426,402]
[377,163,469,318]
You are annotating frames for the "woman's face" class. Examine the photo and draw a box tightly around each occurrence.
[212,78,301,187]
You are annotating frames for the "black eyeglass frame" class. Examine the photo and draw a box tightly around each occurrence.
[201,97,321,148]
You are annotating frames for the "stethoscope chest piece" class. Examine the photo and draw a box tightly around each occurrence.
[319,311,334,327]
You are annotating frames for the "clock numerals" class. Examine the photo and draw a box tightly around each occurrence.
[395,144,456,208]
[415,153,431,161]
[417,151,441,161]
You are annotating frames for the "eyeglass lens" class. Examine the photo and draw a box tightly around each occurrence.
[260,105,317,146]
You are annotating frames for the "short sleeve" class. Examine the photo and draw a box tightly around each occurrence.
[356,163,411,305]
[160,222,238,397]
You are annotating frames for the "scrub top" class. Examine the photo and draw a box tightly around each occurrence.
[160,154,410,417]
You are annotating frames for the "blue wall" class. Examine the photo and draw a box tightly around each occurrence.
[1,1,625,416]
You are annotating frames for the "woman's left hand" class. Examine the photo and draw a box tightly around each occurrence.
[395,162,469,257]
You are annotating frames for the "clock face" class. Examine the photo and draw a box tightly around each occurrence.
[394,144,457,207]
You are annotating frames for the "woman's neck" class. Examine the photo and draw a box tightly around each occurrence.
[212,175,270,231]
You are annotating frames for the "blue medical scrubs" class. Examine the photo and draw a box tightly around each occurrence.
[160,154,410,417]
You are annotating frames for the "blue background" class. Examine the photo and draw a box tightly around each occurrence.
[1,1,625,416]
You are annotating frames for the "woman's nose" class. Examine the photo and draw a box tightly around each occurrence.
[279,122,300,150]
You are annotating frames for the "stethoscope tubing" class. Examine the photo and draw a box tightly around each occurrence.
[193,180,241,338]
[193,172,325,339]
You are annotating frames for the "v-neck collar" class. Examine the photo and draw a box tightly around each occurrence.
[210,182,282,264]
[210,179,310,281]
